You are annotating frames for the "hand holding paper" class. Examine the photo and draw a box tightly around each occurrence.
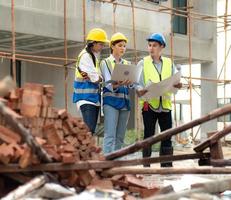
[141,72,181,100]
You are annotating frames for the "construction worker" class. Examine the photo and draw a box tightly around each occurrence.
[100,32,132,154]
[136,33,182,167]
[73,28,109,134]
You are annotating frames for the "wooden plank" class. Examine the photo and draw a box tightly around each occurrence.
[0,153,210,173]
[106,104,231,160]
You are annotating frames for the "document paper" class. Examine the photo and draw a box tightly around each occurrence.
[142,72,181,100]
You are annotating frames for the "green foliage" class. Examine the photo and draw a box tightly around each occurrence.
[124,129,160,152]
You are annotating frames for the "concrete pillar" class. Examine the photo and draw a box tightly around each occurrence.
[201,62,217,139]
[199,0,217,139]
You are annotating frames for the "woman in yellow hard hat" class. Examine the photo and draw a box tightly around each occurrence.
[73,28,109,134]
[100,32,132,154]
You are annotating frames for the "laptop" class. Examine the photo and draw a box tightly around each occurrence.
[110,63,142,84]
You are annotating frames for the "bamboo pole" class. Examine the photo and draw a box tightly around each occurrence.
[170,1,180,143]
[94,0,226,25]
[0,153,209,173]
[82,0,86,43]
[188,0,193,138]
[210,159,231,167]
[0,54,75,70]
[2,49,231,83]
[105,104,231,160]
[218,44,231,79]
[223,0,228,128]
[194,123,231,152]
[130,0,140,140]
[102,167,231,177]
[112,2,117,33]
[64,0,68,111]
[11,0,16,85]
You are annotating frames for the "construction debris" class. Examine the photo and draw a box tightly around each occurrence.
[1,82,231,199]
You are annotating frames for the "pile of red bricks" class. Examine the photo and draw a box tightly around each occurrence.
[0,83,161,198]
[0,83,103,186]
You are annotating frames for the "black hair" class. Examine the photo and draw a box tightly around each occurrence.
[86,42,96,67]
[148,39,165,47]
[110,39,126,54]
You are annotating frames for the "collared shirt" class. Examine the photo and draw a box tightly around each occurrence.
[137,56,179,112]
[76,51,102,109]
[100,54,125,92]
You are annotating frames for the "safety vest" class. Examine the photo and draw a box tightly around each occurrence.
[140,56,172,110]
[72,49,100,104]
[102,57,130,110]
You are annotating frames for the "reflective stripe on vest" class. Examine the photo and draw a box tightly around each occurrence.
[102,57,130,110]
[140,56,172,110]
[72,49,100,103]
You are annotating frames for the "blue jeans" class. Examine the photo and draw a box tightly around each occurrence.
[80,104,99,134]
[103,105,130,154]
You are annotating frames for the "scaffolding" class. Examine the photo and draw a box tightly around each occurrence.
[0,0,231,143]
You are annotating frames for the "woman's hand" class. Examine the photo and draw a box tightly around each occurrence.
[80,71,90,80]
[136,89,148,97]
[173,82,182,89]
[118,80,132,86]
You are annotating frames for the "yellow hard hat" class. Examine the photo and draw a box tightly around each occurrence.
[86,28,109,43]
[110,32,128,46]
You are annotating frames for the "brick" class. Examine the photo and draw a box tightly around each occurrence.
[20,104,41,117]
[0,125,21,143]
[44,146,61,161]
[43,124,62,145]
[77,170,94,187]
[56,129,64,140]
[125,175,150,189]
[0,154,10,165]
[61,153,76,164]
[139,188,159,198]
[22,91,42,106]
[54,119,62,129]
[35,137,47,145]
[43,85,54,94]
[88,178,113,190]
[62,122,70,136]
[124,194,136,200]
[40,106,48,118]
[58,109,68,119]
[0,143,14,157]
[10,143,24,160]
[67,172,80,187]
[41,95,49,107]
[19,147,32,168]
[23,83,44,94]
[62,144,76,153]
